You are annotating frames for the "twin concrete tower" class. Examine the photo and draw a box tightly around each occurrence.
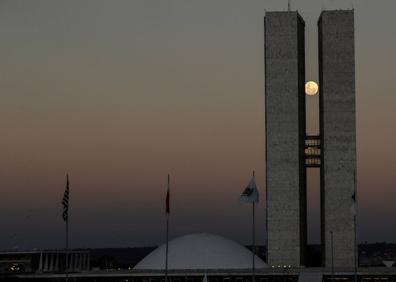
[265,10,356,267]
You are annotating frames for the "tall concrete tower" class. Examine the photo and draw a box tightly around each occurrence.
[264,9,356,267]
[319,10,356,267]
[265,11,307,267]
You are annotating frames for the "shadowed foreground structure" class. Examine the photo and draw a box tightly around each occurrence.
[1,239,396,281]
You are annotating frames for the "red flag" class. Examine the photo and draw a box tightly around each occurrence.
[166,174,170,214]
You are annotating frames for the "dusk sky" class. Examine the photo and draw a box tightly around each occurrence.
[0,0,395,250]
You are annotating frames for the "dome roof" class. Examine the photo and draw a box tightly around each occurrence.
[134,233,268,270]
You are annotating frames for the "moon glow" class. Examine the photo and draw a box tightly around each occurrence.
[305,81,319,96]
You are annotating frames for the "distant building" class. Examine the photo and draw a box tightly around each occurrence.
[0,250,90,274]
[265,10,356,267]
[318,10,356,268]
[4,236,396,281]
[134,233,267,270]
[264,11,307,267]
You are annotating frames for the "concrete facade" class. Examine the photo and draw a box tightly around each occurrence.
[37,250,90,272]
[318,10,356,267]
[0,250,90,274]
[265,11,306,267]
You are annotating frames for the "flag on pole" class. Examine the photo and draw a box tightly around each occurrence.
[351,188,356,215]
[240,174,259,203]
[166,174,170,214]
[351,171,357,215]
[62,174,70,221]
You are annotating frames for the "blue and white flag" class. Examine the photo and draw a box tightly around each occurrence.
[240,175,259,203]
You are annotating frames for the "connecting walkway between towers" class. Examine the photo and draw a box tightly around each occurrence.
[305,135,321,167]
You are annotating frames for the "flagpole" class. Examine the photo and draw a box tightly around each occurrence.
[165,216,169,282]
[65,215,69,282]
[65,174,69,282]
[330,231,334,280]
[354,170,358,282]
[354,213,357,282]
[165,174,170,282]
[240,170,258,282]
[252,171,256,282]
[252,202,256,282]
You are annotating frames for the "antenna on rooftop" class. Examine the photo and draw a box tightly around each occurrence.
[288,0,291,11]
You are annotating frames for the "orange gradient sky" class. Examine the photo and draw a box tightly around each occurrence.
[0,0,395,249]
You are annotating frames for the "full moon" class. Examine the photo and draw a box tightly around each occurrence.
[305,81,319,96]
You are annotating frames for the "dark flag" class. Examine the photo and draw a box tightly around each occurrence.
[166,174,170,214]
[62,174,70,221]
[351,172,357,215]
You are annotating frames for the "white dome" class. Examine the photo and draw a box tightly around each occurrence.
[134,233,268,270]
